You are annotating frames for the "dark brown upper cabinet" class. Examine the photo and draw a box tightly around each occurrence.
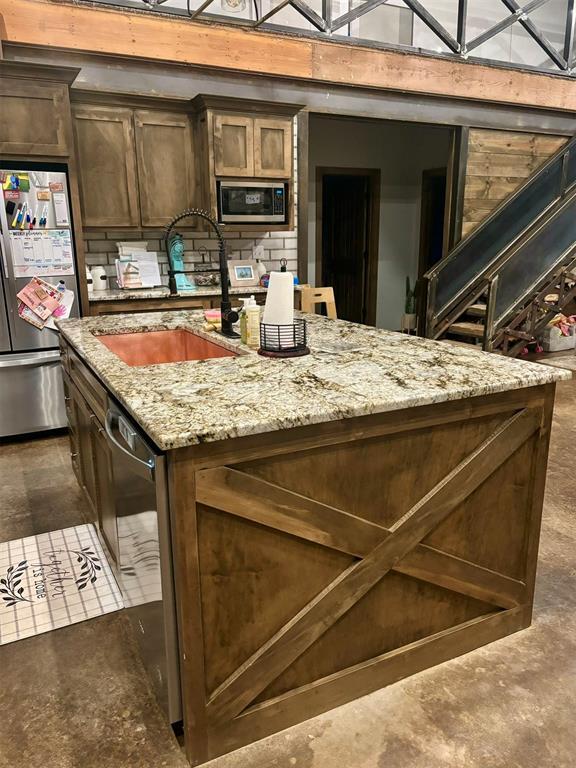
[192,96,300,228]
[212,113,292,179]
[134,109,195,227]
[73,104,140,228]
[73,101,196,228]
[0,62,79,157]
[72,95,300,229]
[213,114,255,177]
[254,118,293,178]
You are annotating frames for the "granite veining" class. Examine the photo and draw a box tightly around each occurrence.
[57,311,571,451]
[89,285,280,302]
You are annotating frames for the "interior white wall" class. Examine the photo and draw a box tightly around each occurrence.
[308,116,450,330]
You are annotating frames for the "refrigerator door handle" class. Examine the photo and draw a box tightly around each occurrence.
[0,237,8,279]
[0,352,61,369]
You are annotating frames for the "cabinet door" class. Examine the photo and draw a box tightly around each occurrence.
[73,104,140,227]
[254,117,293,178]
[62,372,81,484]
[135,110,195,227]
[91,417,119,564]
[72,384,98,517]
[0,78,70,156]
[213,114,254,177]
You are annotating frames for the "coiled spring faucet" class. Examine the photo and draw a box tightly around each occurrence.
[164,209,239,338]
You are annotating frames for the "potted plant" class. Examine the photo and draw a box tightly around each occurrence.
[402,276,417,333]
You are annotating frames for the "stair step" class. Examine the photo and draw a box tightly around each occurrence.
[449,321,485,339]
[439,339,477,349]
[467,303,487,317]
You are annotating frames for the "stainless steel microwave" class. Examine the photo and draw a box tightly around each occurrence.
[217,181,288,224]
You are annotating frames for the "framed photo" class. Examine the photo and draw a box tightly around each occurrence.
[228,259,260,287]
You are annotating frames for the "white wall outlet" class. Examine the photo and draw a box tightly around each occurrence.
[253,244,265,261]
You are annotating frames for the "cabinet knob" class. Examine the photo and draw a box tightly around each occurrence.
[70,452,78,459]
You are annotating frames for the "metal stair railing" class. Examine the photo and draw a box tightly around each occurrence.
[498,254,576,356]
[481,198,576,351]
[424,133,576,339]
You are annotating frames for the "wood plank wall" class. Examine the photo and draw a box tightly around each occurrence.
[461,129,568,238]
[3,0,576,113]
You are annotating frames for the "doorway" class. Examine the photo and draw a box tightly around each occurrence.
[418,167,447,278]
[316,168,380,325]
[416,167,448,332]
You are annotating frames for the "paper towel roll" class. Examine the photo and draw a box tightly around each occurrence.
[262,271,294,326]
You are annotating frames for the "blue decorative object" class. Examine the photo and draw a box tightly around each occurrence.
[168,234,196,292]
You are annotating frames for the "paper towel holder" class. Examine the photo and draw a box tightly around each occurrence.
[258,319,310,358]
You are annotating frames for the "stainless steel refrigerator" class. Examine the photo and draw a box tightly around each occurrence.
[0,162,80,437]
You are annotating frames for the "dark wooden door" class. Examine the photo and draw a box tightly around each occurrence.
[419,168,447,276]
[321,174,371,324]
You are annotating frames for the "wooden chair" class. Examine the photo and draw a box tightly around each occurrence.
[300,286,338,319]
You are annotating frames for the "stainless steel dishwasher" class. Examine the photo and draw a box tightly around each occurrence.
[104,400,181,724]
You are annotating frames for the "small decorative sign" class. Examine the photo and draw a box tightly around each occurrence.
[48,181,64,192]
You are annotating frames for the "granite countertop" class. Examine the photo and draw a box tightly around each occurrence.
[89,286,273,302]
[57,311,571,451]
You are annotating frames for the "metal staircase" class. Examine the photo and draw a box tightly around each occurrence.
[424,135,576,355]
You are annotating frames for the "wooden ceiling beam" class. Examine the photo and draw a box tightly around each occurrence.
[1,0,576,112]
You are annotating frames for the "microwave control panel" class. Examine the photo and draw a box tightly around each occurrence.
[273,187,285,214]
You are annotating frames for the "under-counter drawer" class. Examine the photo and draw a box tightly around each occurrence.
[68,347,107,424]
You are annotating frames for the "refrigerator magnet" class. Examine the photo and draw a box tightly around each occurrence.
[52,192,70,227]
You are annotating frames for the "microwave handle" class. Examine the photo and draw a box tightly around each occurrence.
[216,180,224,223]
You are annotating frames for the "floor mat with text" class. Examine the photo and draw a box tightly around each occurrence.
[0,524,122,645]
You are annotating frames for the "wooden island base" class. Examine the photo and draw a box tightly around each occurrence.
[168,383,554,766]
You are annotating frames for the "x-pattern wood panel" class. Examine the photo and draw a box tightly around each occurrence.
[196,407,541,725]
[196,466,524,609]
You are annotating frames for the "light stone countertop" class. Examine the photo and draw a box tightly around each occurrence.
[88,286,273,301]
[57,310,571,451]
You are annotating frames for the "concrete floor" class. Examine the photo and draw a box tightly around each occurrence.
[1,374,575,768]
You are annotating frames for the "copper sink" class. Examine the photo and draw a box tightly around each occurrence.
[97,329,239,366]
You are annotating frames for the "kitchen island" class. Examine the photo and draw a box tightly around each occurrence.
[58,310,569,766]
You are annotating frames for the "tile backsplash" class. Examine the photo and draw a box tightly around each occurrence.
[83,229,299,289]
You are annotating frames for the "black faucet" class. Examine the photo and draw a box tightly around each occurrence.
[163,208,239,338]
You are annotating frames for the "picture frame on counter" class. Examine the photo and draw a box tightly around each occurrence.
[228,259,260,287]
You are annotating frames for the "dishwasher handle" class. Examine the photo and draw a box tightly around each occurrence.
[105,409,156,481]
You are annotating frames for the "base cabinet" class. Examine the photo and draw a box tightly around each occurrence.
[168,383,555,765]
[73,382,99,515]
[61,345,118,563]
[91,416,119,563]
